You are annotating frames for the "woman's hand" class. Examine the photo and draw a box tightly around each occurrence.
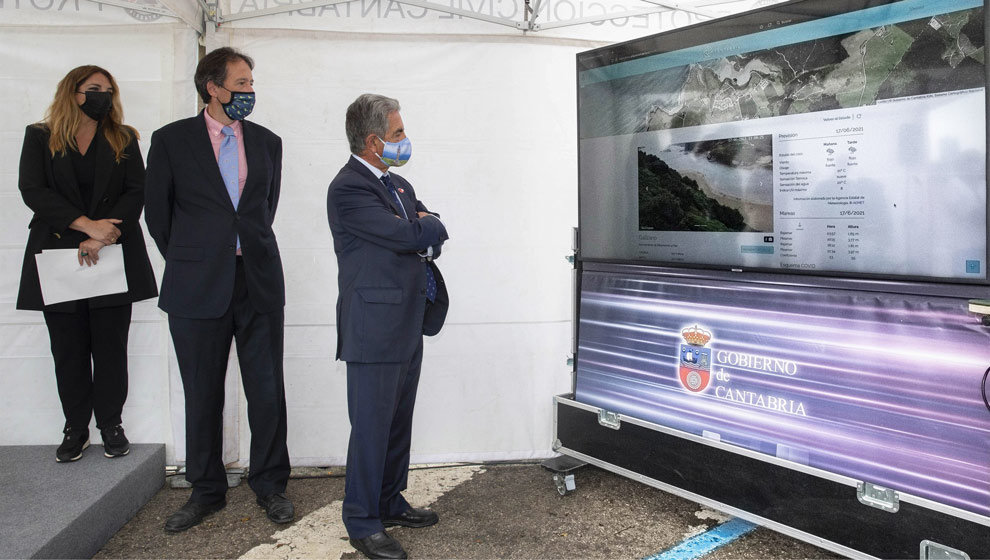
[71,216,122,245]
[78,238,106,267]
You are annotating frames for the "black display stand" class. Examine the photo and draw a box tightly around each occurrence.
[551,395,990,559]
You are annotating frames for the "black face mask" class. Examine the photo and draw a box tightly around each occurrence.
[77,91,112,121]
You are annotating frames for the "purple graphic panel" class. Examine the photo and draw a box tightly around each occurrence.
[575,263,990,517]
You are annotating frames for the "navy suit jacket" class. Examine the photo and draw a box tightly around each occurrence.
[327,156,449,363]
[144,111,284,319]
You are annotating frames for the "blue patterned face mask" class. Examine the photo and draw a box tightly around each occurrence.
[376,136,412,167]
[220,88,255,121]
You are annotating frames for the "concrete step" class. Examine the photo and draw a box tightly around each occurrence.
[0,443,164,559]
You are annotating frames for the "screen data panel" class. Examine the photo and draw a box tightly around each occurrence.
[578,0,988,283]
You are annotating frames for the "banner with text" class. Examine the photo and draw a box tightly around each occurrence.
[576,262,990,518]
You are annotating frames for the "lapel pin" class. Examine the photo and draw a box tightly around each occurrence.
[398,188,405,193]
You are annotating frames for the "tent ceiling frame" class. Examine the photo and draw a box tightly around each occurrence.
[85,0,174,16]
[215,0,528,27]
[157,0,207,32]
[640,0,720,18]
[197,0,216,21]
[218,0,357,23]
[82,0,204,33]
[208,0,761,31]
[527,0,719,29]
[532,5,679,30]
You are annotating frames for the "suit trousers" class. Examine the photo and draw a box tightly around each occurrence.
[342,338,424,539]
[169,259,290,505]
[44,303,132,431]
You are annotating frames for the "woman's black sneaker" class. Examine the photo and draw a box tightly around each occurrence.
[101,425,130,458]
[55,427,90,463]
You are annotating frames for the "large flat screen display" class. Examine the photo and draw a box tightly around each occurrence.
[578,0,988,283]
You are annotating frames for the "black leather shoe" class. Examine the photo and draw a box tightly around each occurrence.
[164,499,226,533]
[257,492,294,523]
[383,507,439,528]
[350,531,407,559]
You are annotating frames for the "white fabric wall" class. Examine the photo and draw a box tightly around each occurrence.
[0,9,198,464]
[0,14,580,466]
[209,0,778,466]
[217,28,585,465]
[0,0,774,467]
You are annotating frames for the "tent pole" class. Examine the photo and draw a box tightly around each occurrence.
[155,0,208,33]
[524,0,545,30]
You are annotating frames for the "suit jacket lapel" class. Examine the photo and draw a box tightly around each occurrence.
[188,111,235,210]
[90,129,113,216]
[240,121,263,207]
[347,157,405,217]
[50,145,85,211]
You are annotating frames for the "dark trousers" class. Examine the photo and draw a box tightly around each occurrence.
[44,303,132,431]
[168,260,289,505]
[343,338,423,539]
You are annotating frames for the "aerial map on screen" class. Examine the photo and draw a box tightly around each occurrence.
[578,0,987,282]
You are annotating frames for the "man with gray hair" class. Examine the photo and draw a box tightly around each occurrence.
[327,93,449,559]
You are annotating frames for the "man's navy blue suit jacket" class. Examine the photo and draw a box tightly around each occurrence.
[327,156,449,364]
[144,111,285,319]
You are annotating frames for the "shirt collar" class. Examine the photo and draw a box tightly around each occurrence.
[204,108,242,137]
[352,154,387,180]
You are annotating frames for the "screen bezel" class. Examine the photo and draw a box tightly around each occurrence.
[575,0,990,289]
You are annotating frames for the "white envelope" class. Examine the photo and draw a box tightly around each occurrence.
[35,245,129,305]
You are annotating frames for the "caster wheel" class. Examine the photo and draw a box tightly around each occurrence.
[553,473,576,495]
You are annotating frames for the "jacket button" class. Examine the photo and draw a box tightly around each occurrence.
[420,289,426,295]
[228,245,235,250]
[102,197,110,203]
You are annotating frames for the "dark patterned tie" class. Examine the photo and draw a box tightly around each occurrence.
[382,174,437,302]
[381,173,407,219]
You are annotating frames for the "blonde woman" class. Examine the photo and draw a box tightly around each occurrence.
[17,65,157,463]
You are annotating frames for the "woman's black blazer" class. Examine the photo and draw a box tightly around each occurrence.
[16,124,158,312]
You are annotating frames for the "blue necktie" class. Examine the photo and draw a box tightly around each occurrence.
[219,126,240,250]
[382,174,437,302]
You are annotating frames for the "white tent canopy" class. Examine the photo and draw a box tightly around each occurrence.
[0,0,780,467]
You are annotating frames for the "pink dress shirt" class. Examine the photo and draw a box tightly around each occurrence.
[204,109,247,254]
[203,109,247,200]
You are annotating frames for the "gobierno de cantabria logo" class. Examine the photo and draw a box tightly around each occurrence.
[678,325,712,392]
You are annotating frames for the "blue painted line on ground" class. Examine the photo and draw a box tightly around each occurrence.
[643,518,758,560]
